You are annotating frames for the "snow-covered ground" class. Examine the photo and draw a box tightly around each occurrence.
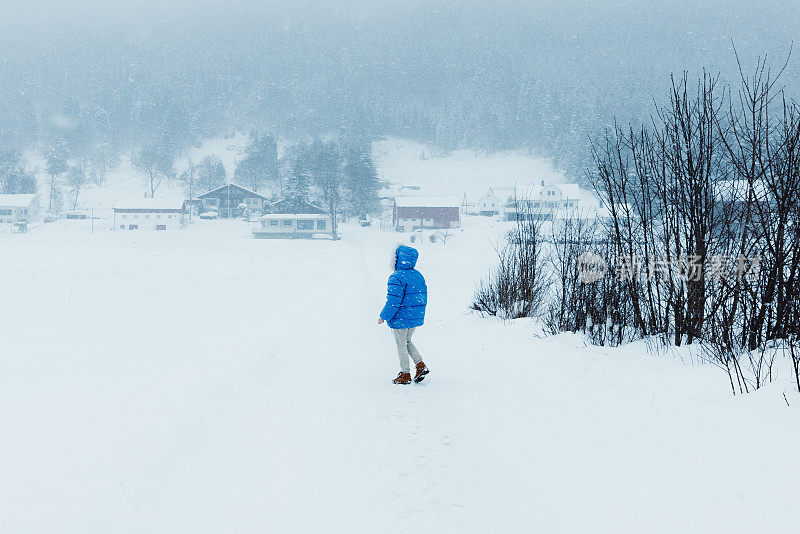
[2,216,798,533]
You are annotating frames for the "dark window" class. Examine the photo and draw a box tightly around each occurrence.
[269,220,279,226]
[155,225,166,231]
[128,224,138,230]
[119,225,125,229]
[283,219,293,226]
[316,220,327,230]
[297,220,314,230]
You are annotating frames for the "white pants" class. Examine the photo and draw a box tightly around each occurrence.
[393,327,423,373]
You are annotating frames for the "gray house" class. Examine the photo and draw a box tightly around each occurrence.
[197,184,267,218]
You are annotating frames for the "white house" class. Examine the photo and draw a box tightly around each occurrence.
[253,213,332,239]
[113,199,185,230]
[475,189,502,216]
[504,183,583,221]
[0,194,40,226]
[252,196,332,239]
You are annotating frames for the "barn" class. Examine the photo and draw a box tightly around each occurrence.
[393,195,462,231]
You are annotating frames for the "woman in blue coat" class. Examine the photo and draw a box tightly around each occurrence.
[378,245,430,384]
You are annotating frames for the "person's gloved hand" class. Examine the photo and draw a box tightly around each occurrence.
[378,317,385,325]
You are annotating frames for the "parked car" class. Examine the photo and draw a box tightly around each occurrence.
[199,211,219,220]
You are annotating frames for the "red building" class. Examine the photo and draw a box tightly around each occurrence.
[393,195,462,231]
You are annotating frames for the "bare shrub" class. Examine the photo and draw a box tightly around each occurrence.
[472,198,548,319]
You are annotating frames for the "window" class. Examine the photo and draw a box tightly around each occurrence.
[316,220,327,230]
[269,220,279,226]
[0,209,11,216]
[155,225,166,231]
[128,224,138,230]
[21,209,27,215]
[156,214,161,219]
[297,220,314,230]
[145,214,150,219]
[134,214,139,219]
[122,214,127,219]
[119,225,125,229]
[283,219,293,226]
[168,214,173,219]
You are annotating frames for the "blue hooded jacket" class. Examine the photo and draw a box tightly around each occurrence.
[379,245,427,329]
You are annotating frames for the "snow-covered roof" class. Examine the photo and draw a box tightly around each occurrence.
[113,198,184,211]
[0,194,36,208]
[199,183,266,199]
[394,195,462,208]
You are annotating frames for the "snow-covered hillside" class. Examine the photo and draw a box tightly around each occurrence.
[373,137,577,203]
[1,216,798,533]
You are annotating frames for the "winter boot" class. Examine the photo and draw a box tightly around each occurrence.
[393,372,412,385]
[414,361,430,383]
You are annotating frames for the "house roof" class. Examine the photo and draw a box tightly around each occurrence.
[198,183,266,199]
[113,198,184,211]
[265,196,326,215]
[394,195,463,208]
[0,194,36,208]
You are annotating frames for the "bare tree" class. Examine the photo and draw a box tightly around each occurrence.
[133,144,175,198]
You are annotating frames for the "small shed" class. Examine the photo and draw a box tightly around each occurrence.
[393,195,462,231]
[198,184,267,218]
[113,198,185,230]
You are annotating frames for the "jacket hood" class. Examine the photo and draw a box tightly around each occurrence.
[395,245,419,270]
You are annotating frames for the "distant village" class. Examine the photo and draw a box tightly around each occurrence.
[0,176,599,239]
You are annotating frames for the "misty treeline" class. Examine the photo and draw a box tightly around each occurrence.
[1,2,797,185]
[475,57,800,394]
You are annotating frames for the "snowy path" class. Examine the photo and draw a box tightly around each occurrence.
[1,220,799,533]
